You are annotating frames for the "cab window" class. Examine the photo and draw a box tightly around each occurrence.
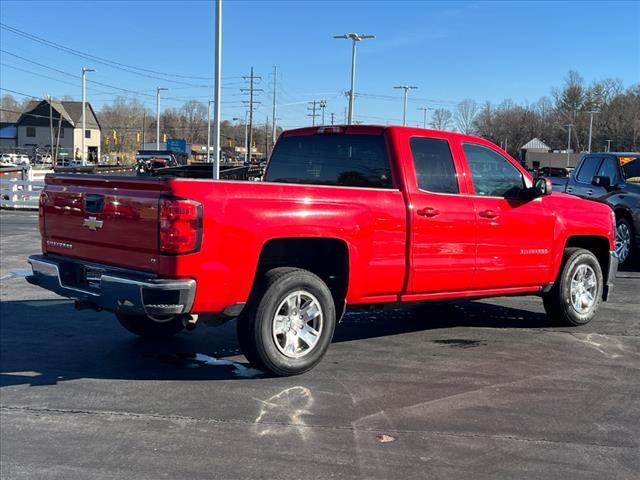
[410,137,459,194]
[463,143,524,197]
[597,157,619,182]
[576,156,602,183]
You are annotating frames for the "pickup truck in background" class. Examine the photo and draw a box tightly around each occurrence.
[543,152,640,265]
[27,126,617,376]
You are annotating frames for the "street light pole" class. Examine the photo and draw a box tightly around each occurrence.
[586,110,598,152]
[334,33,375,125]
[81,67,95,165]
[212,0,222,179]
[565,123,574,167]
[394,85,417,126]
[605,139,612,152]
[207,100,214,163]
[156,87,167,150]
[244,110,249,163]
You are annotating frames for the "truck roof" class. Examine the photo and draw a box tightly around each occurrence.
[282,124,493,143]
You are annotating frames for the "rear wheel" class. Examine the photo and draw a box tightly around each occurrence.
[543,248,603,326]
[116,313,184,338]
[236,267,336,376]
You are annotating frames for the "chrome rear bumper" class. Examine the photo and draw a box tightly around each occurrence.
[27,255,196,316]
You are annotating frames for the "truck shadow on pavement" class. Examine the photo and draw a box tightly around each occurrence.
[0,298,565,387]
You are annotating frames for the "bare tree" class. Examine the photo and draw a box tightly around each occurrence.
[454,99,479,134]
[430,108,453,131]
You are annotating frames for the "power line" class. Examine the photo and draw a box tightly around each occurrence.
[0,22,235,85]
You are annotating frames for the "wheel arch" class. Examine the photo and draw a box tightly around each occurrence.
[563,235,611,294]
[253,237,350,318]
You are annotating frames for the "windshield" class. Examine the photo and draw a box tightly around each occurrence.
[620,156,640,183]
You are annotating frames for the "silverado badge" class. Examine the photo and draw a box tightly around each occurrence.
[83,216,104,231]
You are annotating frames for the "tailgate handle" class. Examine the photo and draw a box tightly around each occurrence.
[84,194,104,213]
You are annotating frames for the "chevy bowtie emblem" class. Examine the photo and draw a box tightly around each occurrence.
[83,216,104,231]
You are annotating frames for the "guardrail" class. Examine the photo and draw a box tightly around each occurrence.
[0,178,44,210]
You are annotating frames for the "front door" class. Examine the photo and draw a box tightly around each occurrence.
[407,136,476,294]
[462,143,555,289]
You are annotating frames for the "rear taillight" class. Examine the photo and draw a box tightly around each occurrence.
[159,196,202,254]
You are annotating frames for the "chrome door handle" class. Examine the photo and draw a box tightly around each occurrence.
[417,207,440,217]
[479,209,499,219]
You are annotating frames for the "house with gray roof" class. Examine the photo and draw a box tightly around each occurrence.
[17,99,101,161]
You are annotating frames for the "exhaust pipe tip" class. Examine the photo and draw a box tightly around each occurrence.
[182,314,198,331]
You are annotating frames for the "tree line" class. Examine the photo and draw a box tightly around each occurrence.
[431,71,639,157]
[2,70,638,159]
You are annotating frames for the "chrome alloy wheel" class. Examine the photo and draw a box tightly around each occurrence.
[570,264,598,314]
[272,290,323,359]
[615,221,631,263]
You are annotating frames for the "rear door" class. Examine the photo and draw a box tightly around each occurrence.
[461,142,555,289]
[405,135,476,294]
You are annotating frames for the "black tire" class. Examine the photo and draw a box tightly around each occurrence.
[116,313,184,338]
[543,248,603,326]
[236,267,336,376]
[615,217,635,266]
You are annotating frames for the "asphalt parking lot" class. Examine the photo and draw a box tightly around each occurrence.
[1,209,639,480]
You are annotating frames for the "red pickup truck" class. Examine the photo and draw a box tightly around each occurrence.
[28,126,618,376]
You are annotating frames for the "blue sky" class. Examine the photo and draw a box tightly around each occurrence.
[1,0,638,128]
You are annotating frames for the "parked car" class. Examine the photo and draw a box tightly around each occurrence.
[27,126,617,376]
[562,152,640,265]
[0,153,17,167]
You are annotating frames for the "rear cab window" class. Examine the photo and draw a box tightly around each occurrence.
[265,134,393,188]
[409,137,459,194]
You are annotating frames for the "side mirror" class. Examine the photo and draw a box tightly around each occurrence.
[533,177,552,197]
[591,175,612,189]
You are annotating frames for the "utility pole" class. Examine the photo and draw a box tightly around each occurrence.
[48,95,53,159]
[242,67,262,164]
[142,112,146,149]
[319,99,327,125]
[156,87,167,150]
[81,67,95,165]
[307,101,320,126]
[394,85,417,126]
[207,100,214,163]
[417,106,432,128]
[586,110,599,152]
[333,33,375,125]
[212,0,222,178]
[565,123,574,167]
[330,112,335,125]
[271,66,278,147]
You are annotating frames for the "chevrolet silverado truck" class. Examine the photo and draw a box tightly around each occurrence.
[549,152,639,265]
[27,126,618,376]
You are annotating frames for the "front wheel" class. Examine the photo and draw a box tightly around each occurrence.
[236,267,336,376]
[116,313,184,338]
[615,217,635,265]
[543,248,603,326]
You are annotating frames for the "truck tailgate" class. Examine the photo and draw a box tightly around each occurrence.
[41,175,171,272]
